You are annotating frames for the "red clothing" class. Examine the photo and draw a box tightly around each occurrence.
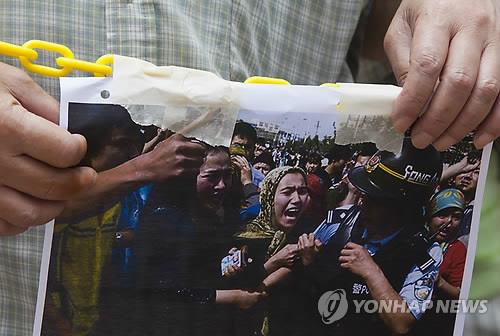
[304,174,328,227]
[439,240,467,287]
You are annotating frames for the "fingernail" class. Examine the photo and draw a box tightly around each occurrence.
[391,102,416,133]
[411,131,434,149]
[74,167,97,194]
[433,135,456,152]
[81,167,98,185]
[91,169,98,184]
[392,116,412,133]
[474,132,494,149]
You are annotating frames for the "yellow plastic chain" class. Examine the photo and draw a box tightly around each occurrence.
[0,40,113,77]
[0,39,342,87]
[244,76,290,85]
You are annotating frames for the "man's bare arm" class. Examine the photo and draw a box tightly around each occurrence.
[59,134,205,221]
[363,267,416,335]
[340,243,416,335]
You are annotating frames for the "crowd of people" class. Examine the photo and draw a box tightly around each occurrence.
[1,1,500,335]
[43,110,482,336]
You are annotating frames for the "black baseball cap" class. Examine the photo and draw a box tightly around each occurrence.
[348,137,443,204]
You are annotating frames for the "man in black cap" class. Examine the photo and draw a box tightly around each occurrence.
[307,137,445,336]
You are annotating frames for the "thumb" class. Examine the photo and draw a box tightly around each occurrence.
[0,62,59,123]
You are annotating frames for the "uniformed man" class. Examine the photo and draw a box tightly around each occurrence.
[309,137,444,336]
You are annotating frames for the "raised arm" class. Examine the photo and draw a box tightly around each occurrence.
[59,134,206,221]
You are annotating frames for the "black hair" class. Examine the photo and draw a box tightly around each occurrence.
[68,103,143,165]
[357,142,378,157]
[232,121,257,145]
[326,144,353,162]
[256,138,267,146]
[253,152,276,169]
[311,166,333,189]
[307,152,322,164]
[207,145,230,157]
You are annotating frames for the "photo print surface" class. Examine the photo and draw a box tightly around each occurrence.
[34,78,491,336]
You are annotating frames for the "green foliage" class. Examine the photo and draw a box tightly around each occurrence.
[469,149,500,299]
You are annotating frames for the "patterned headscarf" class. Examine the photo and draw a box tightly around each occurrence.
[236,166,307,258]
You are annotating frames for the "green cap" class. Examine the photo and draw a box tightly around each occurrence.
[429,188,466,216]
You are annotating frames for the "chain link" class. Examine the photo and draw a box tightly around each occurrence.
[0,39,113,77]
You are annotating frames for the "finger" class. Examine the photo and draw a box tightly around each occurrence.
[413,31,483,149]
[0,155,97,201]
[305,236,314,248]
[314,239,323,249]
[0,186,64,228]
[225,265,236,275]
[339,256,354,263]
[475,94,500,148]
[178,150,206,165]
[0,219,28,236]
[471,43,500,148]
[297,237,303,250]
[434,44,499,150]
[340,249,352,256]
[390,17,450,133]
[0,62,59,123]
[231,156,243,167]
[344,242,358,249]
[384,8,413,87]
[233,155,245,163]
[179,156,206,169]
[163,134,207,157]
[240,156,251,167]
[179,141,208,157]
[3,104,88,168]
[234,156,247,167]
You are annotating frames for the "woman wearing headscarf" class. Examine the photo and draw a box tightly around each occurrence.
[224,166,315,336]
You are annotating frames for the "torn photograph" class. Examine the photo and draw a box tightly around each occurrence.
[33,59,491,336]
